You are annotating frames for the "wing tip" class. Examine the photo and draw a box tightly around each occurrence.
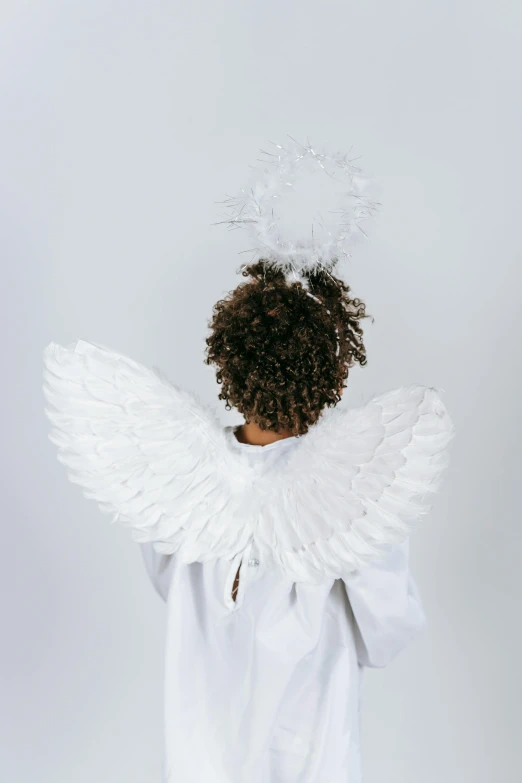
[421,386,455,439]
[43,338,90,364]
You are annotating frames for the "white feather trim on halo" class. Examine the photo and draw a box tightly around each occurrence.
[43,340,455,584]
[215,136,381,278]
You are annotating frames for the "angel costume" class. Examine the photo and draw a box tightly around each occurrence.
[43,338,454,782]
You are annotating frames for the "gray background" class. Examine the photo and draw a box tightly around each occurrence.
[1,1,521,781]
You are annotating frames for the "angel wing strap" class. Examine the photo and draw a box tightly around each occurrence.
[43,340,455,584]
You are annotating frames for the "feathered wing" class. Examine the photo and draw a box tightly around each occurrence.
[43,340,454,584]
[42,340,253,559]
[254,385,455,583]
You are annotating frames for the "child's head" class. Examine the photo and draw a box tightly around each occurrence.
[205,260,369,436]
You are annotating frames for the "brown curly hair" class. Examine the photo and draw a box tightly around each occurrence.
[204,260,370,436]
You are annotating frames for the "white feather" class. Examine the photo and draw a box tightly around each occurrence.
[216,136,381,276]
[43,340,455,584]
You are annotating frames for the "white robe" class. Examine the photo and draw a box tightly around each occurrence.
[140,428,426,783]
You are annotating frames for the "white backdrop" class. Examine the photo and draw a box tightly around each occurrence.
[1,2,521,781]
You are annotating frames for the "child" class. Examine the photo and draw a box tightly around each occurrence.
[43,258,454,782]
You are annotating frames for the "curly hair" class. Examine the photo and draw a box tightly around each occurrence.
[204,260,370,436]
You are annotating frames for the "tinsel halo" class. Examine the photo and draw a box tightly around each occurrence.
[216,136,381,279]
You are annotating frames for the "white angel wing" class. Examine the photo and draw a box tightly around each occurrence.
[43,340,455,584]
[43,340,252,559]
[254,385,455,582]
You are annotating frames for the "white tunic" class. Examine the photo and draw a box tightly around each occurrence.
[140,427,426,783]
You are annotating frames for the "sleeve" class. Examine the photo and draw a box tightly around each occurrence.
[343,538,426,668]
[138,543,175,602]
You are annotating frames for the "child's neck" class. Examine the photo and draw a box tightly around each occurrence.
[234,421,295,446]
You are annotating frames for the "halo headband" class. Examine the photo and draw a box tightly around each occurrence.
[215,136,381,278]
